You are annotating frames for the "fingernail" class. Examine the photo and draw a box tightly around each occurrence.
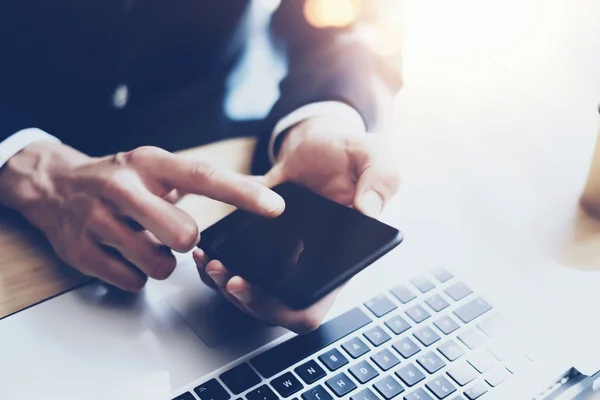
[229,288,251,304]
[361,190,383,217]
[207,270,226,287]
[259,189,285,214]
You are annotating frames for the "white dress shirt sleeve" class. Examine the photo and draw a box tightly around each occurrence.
[269,101,366,164]
[0,128,61,170]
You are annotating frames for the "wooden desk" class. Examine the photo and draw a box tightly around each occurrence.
[0,137,257,318]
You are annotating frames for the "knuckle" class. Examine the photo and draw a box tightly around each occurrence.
[102,170,135,199]
[125,146,163,164]
[236,179,259,201]
[191,161,216,183]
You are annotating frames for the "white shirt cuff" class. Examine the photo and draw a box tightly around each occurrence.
[269,101,366,164]
[0,128,61,169]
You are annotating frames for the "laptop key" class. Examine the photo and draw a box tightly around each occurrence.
[246,385,278,400]
[251,308,372,378]
[437,340,465,361]
[405,305,431,324]
[417,352,446,374]
[505,355,531,374]
[447,361,478,386]
[425,294,450,312]
[371,348,400,371]
[386,315,412,335]
[301,385,333,400]
[450,396,467,400]
[172,393,195,400]
[319,349,349,371]
[444,283,473,302]
[194,379,231,400]
[486,339,513,361]
[468,350,498,373]
[411,276,436,293]
[220,363,261,395]
[484,366,510,387]
[374,375,405,399]
[350,388,380,400]
[365,295,397,317]
[434,316,460,335]
[395,363,426,387]
[393,337,421,359]
[295,360,326,384]
[364,325,391,346]
[271,372,304,397]
[426,376,457,399]
[463,381,489,400]
[432,268,454,283]
[413,326,441,347]
[453,298,492,324]
[457,329,485,350]
[390,285,417,304]
[325,372,357,397]
[349,360,379,383]
[342,337,370,359]
[477,314,508,338]
[404,388,434,400]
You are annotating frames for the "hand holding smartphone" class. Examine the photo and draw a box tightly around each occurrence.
[199,183,402,309]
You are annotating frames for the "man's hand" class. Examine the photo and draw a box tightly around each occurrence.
[0,141,284,292]
[265,115,401,217]
[195,114,401,333]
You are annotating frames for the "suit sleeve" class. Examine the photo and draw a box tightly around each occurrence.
[252,0,403,174]
[0,99,34,142]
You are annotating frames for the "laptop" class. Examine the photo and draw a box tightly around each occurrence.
[1,197,600,400]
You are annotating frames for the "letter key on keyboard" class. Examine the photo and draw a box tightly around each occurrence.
[393,337,421,359]
[406,305,431,324]
[349,360,379,383]
[302,385,334,400]
[373,375,405,399]
[350,388,380,400]
[395,363,425,387]
[364,294,397,317]
[426,376,457,399]
[319,348,349,371]
[444,283,473,302]
[385,315,411,335]
[371,348,400,371]
[364,326,391,346]
[410,276,436,293]
[417,352,446,374]
[390,285,416,304]
[342,337,370,358]
[295,360,326,384]
[325,372,357,397]
[251,308,371,378]
[271,372,304,397]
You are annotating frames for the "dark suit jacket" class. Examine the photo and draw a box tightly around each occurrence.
[0,0,402,173]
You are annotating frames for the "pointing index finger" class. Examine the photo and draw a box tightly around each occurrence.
[144,151,285,216]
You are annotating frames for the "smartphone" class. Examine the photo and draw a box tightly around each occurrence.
[199,182,403,309]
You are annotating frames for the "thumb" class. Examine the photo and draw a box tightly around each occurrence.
[353,164,401,218]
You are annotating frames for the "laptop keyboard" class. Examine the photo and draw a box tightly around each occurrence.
[173,268,533,400]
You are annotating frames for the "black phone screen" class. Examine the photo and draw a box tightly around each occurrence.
[200,183,402,309]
